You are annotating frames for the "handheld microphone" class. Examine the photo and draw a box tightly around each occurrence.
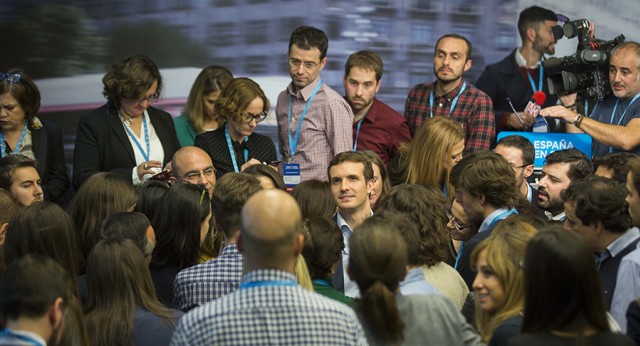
[506,97,526,130]
[525,91,547,117]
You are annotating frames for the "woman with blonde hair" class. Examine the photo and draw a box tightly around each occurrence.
[174,66,233,147]
[470,224,535,345]
[390,116,464,200]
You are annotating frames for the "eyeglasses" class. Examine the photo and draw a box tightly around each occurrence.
[179,167,215,182]
[241,112,268,123]
[0,73,22,83]
[444,207,473,231]
[288,58,320,69]
[509,163,530,170]
[132,94,159,105]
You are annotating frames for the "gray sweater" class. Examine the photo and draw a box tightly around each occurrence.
[358,294,484,346]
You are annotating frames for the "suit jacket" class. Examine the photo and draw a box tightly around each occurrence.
[476,49,562,133]
[31,119,70,202]
[72,103,180,189]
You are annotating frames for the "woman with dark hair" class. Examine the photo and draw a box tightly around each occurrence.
[509,227,633,345]
[150,183,212,306]
[134,179,170,225]
[195,77,277,179]
[67,172,137,268]
[291,179,337,219]
[376,184,469,309]
[4,201,89,346]
[73,55,181,189]
[0,68,69,202]
[302,216,351,305]
[244,164,286,190]
[85,238,182,346]
[361,150,390,210]
[174,65,234,147]
[349,216,482,345]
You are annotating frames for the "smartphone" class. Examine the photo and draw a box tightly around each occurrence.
[269,160,282,166]
[150,170,173,182]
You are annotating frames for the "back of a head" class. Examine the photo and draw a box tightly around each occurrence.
[0,189,20,225]
[212,173,263,238]
[244,164,287,190]
[562,175,632,233]
[349,216,407,343]
[96,211,153,258]
[521,226,609,334]
[5,201,79,282]
[134,180,170,224]
[240,189,302,268]
[544,148,593,182]
[451,151,520,209]
[593,152,637,184]
[302,216,344,279]
[68,172,137,260]
[152,183,211,269]
[375,184,449,266]
[289,26,328,60]
[0,254,70,321]
[291,179,337,219]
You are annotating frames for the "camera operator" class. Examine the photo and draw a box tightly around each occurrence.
[476,6,594,133]
[541,42,640,156]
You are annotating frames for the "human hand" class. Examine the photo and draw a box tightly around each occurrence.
[137,160,163,179]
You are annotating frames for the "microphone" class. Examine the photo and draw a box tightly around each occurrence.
[526,91,549,132]
[506,97,526,130]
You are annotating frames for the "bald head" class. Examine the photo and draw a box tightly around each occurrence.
[171,146,216,196]
[239,189,303,271]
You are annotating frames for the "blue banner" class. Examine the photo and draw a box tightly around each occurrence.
[497,132,592,168]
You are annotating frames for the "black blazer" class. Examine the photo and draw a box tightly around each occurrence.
[72,104,180,189]
[31,119,70,202]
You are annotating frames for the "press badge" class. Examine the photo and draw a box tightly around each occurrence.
[283,163,301,190]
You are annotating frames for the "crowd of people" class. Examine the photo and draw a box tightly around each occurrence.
[1,4,640,346]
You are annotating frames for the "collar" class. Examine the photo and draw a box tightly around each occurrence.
[433,79,465,99]
[479,207,513,233]
[401,267,426,284]
[336,210,373,236]
[606,227,640,258]
[526,182,533,203]
[352,98,380,124]
[221,243,240,255]
[544,211,566,221]
[241,269,296,284]
[287,76,322,101]
[515,48,541,69]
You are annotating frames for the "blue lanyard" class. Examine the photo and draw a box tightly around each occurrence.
[0,329,44,346]
[353,117,365,151]
[122,112,150,162]
[608,94,640,153]
[487,209,519,230]
[312,279,331,287]
[0,120,28,158]
[239,280,297,289]
[526,57,544,93]
[429,81,466,118]
[454,241,464,270]
[224,125,249,173]
[287,79,322,158]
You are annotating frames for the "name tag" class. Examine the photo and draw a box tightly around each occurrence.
[283,163,301,190]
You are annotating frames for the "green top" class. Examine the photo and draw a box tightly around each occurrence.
[313,277,353,306]
[173,114,198,147]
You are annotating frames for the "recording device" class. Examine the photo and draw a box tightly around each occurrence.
[543,19,625,100]
[506,97,527,130]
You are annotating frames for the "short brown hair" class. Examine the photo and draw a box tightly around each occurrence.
[0,68,41,122]
[102,55,162,105]
[344,50,383,81]
[327,151,373,182]
[214,77,270,124]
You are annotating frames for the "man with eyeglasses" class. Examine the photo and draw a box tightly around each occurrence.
[275,26,353,184]
[494,135,537,204]
[170,146,216,197]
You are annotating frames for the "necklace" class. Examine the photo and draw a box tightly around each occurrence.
[120,114,133,126]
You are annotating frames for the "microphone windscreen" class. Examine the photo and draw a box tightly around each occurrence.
[533,91,547,105]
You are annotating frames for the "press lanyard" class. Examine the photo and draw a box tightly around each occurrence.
[353,116,365,151]
[239,280,298,289]
[526,57,544,93]
[608,94,640,153]
[0,120,28,158]
[287,79,322,158]
[224,125,249,173]
[312,279,331,287]
[454,242,465,270]
[429,81,466,118]
[122,112,150,162]
[487,209,519,230]
[0,329,44,346]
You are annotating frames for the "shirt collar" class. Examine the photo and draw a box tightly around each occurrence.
[478,207,512,233]
[545,211,566,221]
[241,269,296,284]
[434,79,465,99]
[401,267,425,285]
[515,48,541,69]
[606,227,640,258]
[287,76,322,101]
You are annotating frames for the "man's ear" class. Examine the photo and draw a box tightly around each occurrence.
[294,233,304,257]
[48,297,64,329]
[524,164,535,179]
[463,58,472,73]
[478,193,487,206]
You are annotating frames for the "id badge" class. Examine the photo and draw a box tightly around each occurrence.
[532,115,548,133]
[283,163,301,191]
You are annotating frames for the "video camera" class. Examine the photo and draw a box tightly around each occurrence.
[543,19,625,100]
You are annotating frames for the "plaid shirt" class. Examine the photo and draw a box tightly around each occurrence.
[172,244,243,312]
[404,79,495,154]
[276,77,354,182]
[170,269,367,346]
